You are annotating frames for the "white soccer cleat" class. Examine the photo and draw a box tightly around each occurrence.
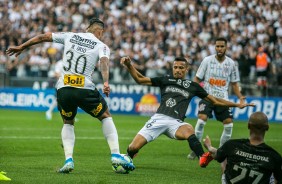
[58,158,74,173]
[187,151,197,160]
[111,154,135,171]
[45,111,52,120]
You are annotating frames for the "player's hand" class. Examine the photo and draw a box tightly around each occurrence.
[6,46,24,57]
[103,82,110,97]
[120,56,131,67]
[237,102,256,109]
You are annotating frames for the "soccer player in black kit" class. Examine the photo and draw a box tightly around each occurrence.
[120,56,255,168]
[203,111,282,184]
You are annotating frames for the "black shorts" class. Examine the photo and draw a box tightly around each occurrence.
[57,87,108,120]
[198,99,233,122]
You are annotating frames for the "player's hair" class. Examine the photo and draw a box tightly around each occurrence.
[88,18,104,29]
[174,57,191,66]
[248,112,269,132]
[215,37,227,44]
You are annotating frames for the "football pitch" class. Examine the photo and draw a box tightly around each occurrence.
[0,109,281,184]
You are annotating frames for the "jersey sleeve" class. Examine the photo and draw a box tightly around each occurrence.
[215,140,232,163]
[231,61,240,82]
[52,32,71,44]
[151,77,163,87]
[98,44,110,59]
[196,58,208,80]
[193,82,209,99]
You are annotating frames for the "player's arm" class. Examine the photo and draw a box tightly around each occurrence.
[6,32,53,57]
[204,94,254,109]
[231,82,245,104]
[203,136,218,158]
[194,76,202,84]
[100,56,110,97]
[120,56,152,85]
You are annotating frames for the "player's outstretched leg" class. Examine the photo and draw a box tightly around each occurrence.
[111,154,135,171]
[57,158,74,173]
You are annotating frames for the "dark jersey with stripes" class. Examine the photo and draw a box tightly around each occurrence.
[150,76,208,121]
[216,139,282,184]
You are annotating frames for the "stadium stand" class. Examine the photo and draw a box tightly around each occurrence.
[0,0,281,96]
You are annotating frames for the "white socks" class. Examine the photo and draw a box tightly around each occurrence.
[61,124,75,160]
[102,117,120,154]
[220,123,233,147]
[221,173,226,184]
[195,119,206,141]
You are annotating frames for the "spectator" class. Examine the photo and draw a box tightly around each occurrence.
[0,0,281,94]
[256,47,271,97]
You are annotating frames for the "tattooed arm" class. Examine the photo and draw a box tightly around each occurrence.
[100,57,110,97]
[6,32,53,57]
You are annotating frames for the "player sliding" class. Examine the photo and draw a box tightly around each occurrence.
[120,56,255,168]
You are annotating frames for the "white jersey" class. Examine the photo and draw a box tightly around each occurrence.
[52,32,110,90]
[196,54,240,100]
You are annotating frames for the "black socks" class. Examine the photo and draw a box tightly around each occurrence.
[188,134,204,158]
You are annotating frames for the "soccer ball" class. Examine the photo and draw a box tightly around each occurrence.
[112,154,133,174]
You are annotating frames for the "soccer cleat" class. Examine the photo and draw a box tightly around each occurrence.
[187,151,197,160]
[199,152,213,168]
[45,111,52,120]
[111,154,135,171]
[58,158,74,173]
[0,171,11,181]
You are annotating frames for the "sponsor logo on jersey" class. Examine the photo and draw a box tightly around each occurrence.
[70,35,97,49]
[61,109,72,117]
[64,75,85,87]
[165,86,189,98]
[91,103,103,116]
[209,78,226,86]
[235,150,269,162]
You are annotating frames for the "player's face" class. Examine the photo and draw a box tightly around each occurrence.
[172,61,188,79]
[215,41,226,58]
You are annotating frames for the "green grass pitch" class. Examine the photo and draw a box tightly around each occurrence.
[0,109,281,184]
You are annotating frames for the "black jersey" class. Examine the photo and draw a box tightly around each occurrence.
[150,76,208,121]
[216,139,282,184]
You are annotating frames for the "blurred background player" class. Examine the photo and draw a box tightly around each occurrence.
[203,112,282,184]
[6,18,135,173]
[45,59,63,121]
[187,37,245,182]
[120,56,254,169]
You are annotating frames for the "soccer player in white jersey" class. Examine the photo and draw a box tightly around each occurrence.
[187,37,245,182]
[6,18,135,173]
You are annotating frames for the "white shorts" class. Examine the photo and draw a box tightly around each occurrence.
[138,113,188,142]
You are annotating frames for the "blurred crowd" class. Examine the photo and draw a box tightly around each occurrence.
[0,0,281,96]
